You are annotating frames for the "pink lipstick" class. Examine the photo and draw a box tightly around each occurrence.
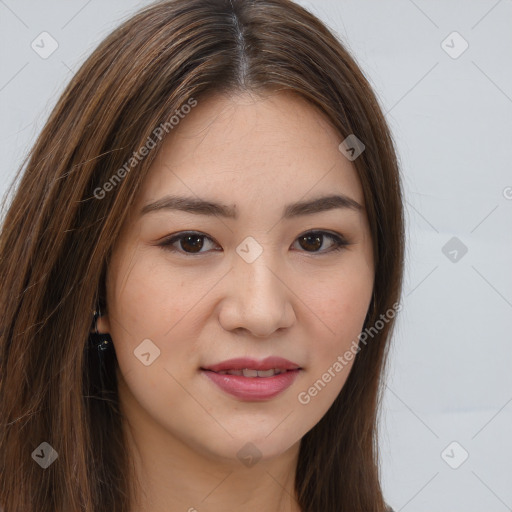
[201,357,301,401]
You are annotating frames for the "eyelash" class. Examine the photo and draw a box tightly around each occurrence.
[156,230,349,256]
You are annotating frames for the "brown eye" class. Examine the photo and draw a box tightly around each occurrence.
[293,231,348,253]
[159,232,218,254]
[178,234,205,253]
[298,233,323,251]
[158,230,348,256]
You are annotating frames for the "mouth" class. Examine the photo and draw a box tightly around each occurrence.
[201,356,301,373]
[206,368,294,377]
[200,357,302,401]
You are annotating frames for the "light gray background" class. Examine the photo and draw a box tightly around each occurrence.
[1,1,511,511]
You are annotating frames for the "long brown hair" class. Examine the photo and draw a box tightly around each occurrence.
[0,0,404,510]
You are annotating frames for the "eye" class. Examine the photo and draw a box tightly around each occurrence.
[157,230,349,255]
[157,231,219,254]
[292,231,349,254]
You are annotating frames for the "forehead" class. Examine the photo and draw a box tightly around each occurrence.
[138,90,365,212]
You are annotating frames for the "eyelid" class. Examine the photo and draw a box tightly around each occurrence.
[155,231,220,254]
[156,230,349,255]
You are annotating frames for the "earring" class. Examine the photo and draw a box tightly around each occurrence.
[89,306,114,392]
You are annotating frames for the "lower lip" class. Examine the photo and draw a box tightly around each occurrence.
[201,369,300,401]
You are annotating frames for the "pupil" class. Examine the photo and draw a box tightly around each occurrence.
[300,234,322,251]
[182,235,203,253]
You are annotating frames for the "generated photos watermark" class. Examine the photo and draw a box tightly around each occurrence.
[93,97,197,199]
[297,301,402,405]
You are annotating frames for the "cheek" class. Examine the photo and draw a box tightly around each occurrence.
[108,251,208,341]
[106,249,217,391]
[294,278,371,416]
[107,253,207,410]
[305,268,373,343]
[298,260,373,399]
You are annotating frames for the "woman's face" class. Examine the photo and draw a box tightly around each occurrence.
[99,90,374,464]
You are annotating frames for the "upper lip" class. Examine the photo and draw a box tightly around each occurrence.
[202,357,301,372]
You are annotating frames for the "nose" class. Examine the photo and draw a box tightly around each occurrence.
[218,247,296,337]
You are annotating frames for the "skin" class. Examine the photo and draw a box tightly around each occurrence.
[97,90,374,512]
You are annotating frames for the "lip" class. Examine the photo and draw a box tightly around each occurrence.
[200,357,302,401]
[202,369,301,401]
[202,357,301,372]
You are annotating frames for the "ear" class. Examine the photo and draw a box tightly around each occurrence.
[96,313,111,334]
[90,310,111,334]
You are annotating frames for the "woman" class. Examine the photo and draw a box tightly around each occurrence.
[0,0,404,510]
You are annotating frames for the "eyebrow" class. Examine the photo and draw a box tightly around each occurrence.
[139,193,363,219]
